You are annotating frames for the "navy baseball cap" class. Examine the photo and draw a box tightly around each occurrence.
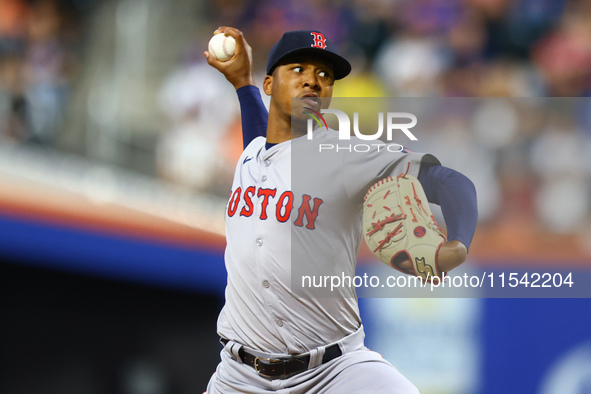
[266,30,351,80]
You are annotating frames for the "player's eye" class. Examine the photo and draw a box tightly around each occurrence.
[293,66,303,73]
[318,69,334,81]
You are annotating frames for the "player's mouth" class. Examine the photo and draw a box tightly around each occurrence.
[301,93,320,108]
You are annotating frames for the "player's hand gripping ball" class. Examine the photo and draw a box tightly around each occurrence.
[363,172,447,282]
[208,33,236,62]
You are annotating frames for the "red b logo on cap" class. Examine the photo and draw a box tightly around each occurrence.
[311,32,327,49]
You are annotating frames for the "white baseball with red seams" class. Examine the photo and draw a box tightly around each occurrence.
[208,33,236,62]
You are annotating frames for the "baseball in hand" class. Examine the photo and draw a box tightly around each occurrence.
[208,33,236,62]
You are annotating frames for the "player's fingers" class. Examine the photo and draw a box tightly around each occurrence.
[213,26,228,35]
[213,26,239,40]
[204,51,213,64]
[216,27,249,54]
[216,26,238,36]
[204,51,225,69]
[397,260,413,273]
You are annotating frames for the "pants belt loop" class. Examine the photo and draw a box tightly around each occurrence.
[307,346,325,369]
[224,340,243,364]
[337,324,365,354]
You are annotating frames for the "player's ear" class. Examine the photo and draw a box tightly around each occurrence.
[263,75,273,96]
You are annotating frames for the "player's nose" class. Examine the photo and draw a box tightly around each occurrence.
[302,70,320,90]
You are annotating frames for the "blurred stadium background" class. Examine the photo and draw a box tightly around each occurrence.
[1,0,591,393]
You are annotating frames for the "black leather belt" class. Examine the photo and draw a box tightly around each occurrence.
[221,339,342,379]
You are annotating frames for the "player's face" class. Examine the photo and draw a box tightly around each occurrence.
[264,56,334,123]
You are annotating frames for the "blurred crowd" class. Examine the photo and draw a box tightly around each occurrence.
[205,0,591,97]
[1,0,590,257]
[0,0,84,147]
[162,0,591,258]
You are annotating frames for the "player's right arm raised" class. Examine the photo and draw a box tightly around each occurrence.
[205,26,268,149]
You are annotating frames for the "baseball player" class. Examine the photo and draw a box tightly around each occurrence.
[203,27,478,393]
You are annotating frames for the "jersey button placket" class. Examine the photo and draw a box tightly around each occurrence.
[256,155,288,340]
[261,160,271,185]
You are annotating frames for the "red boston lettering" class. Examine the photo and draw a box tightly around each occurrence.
[240,186,256,217]
[276,191,294,222]
[258,188,277,220]
[227,187,322,229]
[228,187,242,217]
[294,194,323,229]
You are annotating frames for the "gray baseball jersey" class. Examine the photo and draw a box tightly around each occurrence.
[216,131,439,354]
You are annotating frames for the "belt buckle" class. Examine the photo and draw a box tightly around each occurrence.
[253,356,284,378]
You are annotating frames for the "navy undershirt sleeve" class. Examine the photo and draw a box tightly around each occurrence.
[236,85,268,149]
[418,164,478,251]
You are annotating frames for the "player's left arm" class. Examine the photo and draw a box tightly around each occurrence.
[417,164,477,272]
[236,86,268,149]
